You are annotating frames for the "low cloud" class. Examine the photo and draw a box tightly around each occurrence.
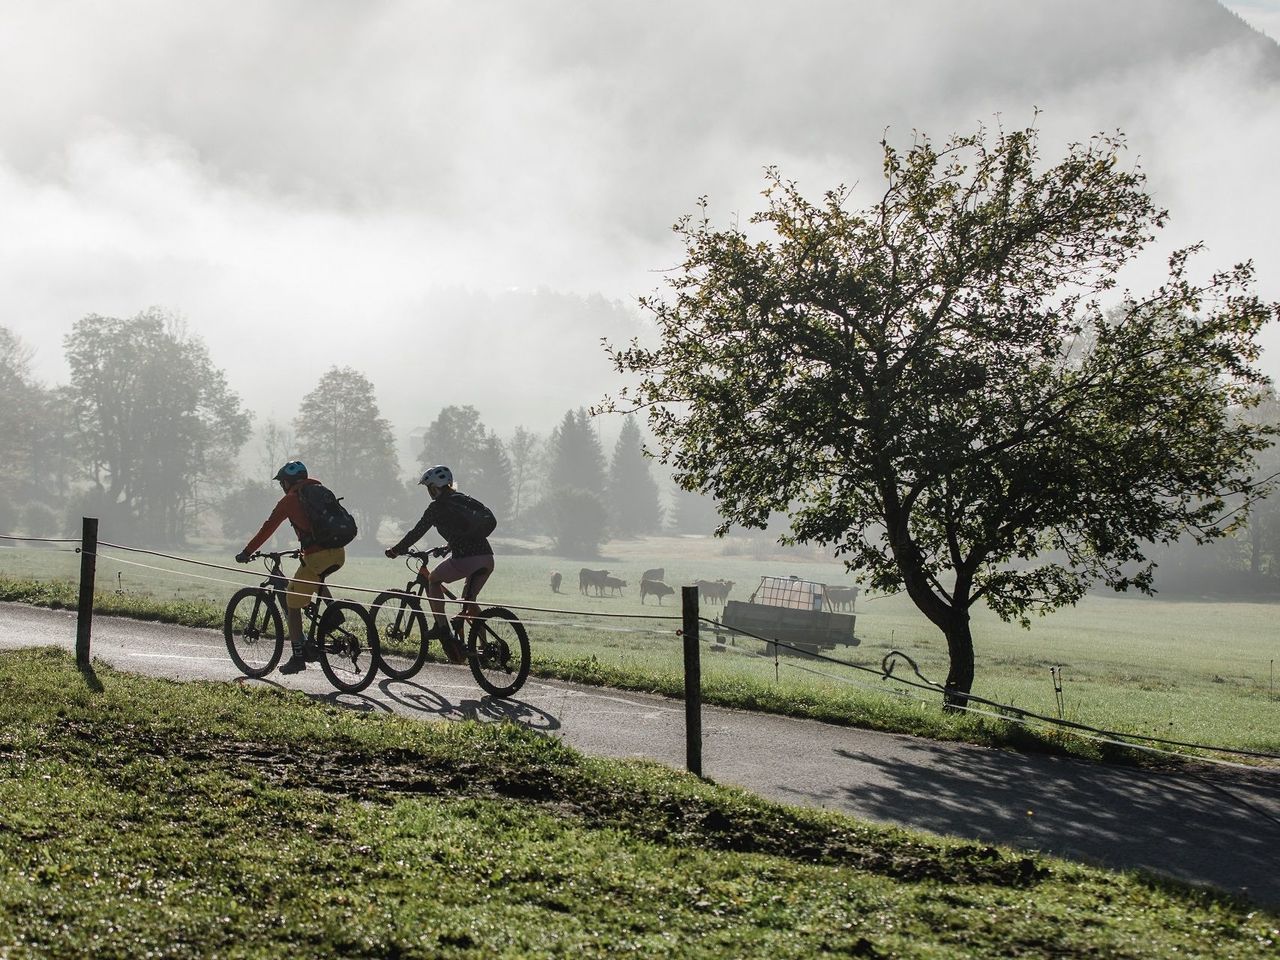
[1,0,1277,442]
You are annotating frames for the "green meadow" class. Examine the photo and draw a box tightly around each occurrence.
[1,536,1276,758]
[0,647,1274,959]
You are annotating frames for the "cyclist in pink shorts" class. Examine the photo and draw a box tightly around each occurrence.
[384,465,496,663]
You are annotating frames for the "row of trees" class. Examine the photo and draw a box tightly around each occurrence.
[0,316,701,554]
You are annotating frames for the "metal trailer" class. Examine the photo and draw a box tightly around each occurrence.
[713,575,858,656]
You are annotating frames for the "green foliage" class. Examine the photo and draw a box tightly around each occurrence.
[0,327,74,512]
[217,480,280,543]
[0,648,1273,958]
[548,408,607,498]
[417,404,512,520]
[19,503,59,539]
[608,120,1279,699]
[544,487,609,557]
[294,366,402,550]
[64,311,251,545]
[607,415,663,537]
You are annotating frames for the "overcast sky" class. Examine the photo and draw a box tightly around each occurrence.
[3,0,1279,450]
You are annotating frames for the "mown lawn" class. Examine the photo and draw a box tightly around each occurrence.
[0,647,1274,958]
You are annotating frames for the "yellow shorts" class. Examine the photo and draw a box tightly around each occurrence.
[286,548,345,610]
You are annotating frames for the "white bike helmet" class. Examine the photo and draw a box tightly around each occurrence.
[419,465,454,489]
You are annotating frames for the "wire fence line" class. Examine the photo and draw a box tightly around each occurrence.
[707,619,1280,764]
[4,529,1279,767]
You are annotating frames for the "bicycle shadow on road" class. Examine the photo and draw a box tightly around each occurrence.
[377,676,560,731]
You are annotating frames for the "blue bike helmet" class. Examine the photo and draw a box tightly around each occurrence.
[273,460,308,482]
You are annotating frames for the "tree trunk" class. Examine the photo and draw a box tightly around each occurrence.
[942,615,975,711]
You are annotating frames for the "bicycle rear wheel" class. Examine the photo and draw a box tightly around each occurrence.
[224,587,284,678]
[467,607,530,698]
[371,590,428,680]
[316,600,380,693]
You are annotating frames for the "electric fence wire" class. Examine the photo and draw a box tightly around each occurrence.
[78,549,679,645]
[703,618,1280,764]
[698,630,918,700]
[13,534,1278,764]
[95,540,683,622]
[0,533,83,544]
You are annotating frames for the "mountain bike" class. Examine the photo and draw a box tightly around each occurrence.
[224,550,380,693]
[372,546,530,698]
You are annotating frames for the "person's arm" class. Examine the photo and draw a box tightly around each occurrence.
[386,508,435,557]
[241,497,291,556]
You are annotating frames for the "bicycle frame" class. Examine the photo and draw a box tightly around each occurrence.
[254,550,334,638]
[400,547,482,627]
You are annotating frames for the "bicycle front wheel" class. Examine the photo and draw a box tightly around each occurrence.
[316,600,380,693]
[224,587,284,678]
[467,607,531,698]
[371,591,428,681]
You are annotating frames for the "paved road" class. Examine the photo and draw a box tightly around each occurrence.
[3,601,1278,909]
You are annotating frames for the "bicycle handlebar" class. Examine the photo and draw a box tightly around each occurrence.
[405,546,451,560]
[248,549,302,562]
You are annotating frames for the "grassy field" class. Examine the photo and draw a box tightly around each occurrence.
[1,536,1277,758]
[0,646,1274,958]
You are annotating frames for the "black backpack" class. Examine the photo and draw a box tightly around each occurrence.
[297,483,358,550]
[451,492,497,539]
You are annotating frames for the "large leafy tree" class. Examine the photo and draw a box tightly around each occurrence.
[295,366,401,548]
[607,414,663,537]
[417,405,511,520]
[0,327,75,514]
[607,123,1277,706]
[66,311,250,543]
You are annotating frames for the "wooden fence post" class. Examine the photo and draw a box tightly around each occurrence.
[681,585,703,777]
[76,517,98,670]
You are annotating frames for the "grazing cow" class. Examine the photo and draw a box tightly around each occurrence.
[641,567,664,584]
[826,585,859,611]
[710,579,734,604]
[579,567,611,596]
[695,579,734,605]
[640,578,675,605]
[601,575,627,596]
[550,571,563,594]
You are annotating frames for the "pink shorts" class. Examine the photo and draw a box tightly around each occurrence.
[429,553,494,600]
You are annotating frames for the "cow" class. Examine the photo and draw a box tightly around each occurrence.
[641,567,664,584]
[550,571,563,594]
[826,585,859,611]
[601,575,627,596]
[640,578,675,605]
[579,568,611,596]
[695,579,734,605]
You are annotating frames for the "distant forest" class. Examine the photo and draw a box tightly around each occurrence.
[1,311,1277,592]
[0,311,723,556]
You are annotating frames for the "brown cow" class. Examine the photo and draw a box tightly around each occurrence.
[640,578,675,605]
[601,575,627,596]
[695,579,734,605]
[641,567,664,584]
[579,568,611,596]
[550,571,563,594]
[826,585,859,611]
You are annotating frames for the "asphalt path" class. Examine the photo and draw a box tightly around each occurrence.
[2,601,1278,909]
